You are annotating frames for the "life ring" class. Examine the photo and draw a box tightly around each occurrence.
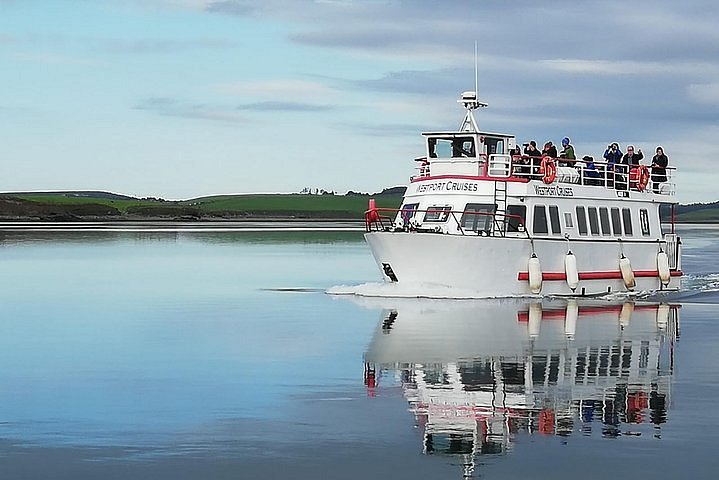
[540,157,556,184]
[637,165,650,191]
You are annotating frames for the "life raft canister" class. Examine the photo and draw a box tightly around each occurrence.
[539,157,556,184]
[637,165,650,191]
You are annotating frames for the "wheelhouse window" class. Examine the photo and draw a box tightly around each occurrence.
[484,137,505,155]
[400,203,419,223]
[461,203,496,233]
[588,207,600,235]
[622,208,633,236]
[548,206,561,235]
[599,207,611,236]
[576,206,588,235]
[428,136,475,159]
[423,205,452,222]
[507,205,526,232]
[611,208,622,235]
[640,209,651,236]
[533,205,549,235]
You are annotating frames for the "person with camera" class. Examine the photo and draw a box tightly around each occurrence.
[603,142,623,188]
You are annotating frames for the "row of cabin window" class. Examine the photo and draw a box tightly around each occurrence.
[533,205,651,237]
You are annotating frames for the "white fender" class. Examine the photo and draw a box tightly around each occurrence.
[564,251,579,292]
[528,254,542,294]
[619,302,633,329]
[657,303,670,330]
[528,302,542,338]
[564,300,578,339]
[619,256,636,290]
[657,251,670,286]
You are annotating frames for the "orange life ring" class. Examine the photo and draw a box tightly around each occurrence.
[540,157,556,184]
[637,165,650,191]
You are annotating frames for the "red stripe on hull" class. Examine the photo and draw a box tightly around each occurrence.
[517,270,683,281]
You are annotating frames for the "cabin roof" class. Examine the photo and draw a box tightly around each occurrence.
[422,131,515,138]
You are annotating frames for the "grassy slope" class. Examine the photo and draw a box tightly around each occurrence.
[5,193,403,218]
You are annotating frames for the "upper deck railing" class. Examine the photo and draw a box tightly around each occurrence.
[412,154,677,196]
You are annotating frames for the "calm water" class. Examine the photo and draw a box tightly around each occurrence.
[0,224,718,479]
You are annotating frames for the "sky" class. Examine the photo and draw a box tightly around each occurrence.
[1,0,718,202]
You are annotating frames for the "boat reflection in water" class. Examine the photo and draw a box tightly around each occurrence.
[362,300,679,477]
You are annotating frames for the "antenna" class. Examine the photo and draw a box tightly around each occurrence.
[474,40,478,97]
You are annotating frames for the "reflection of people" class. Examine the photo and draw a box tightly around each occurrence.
[651,146,669,193]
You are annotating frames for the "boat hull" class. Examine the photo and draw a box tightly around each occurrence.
[364,231,681,296]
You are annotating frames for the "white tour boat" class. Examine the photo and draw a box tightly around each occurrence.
[364,91,682,296]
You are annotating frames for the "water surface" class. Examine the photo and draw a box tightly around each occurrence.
[0,224,717,479]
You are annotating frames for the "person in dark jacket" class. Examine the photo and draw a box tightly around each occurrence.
[582,155,602,186]
[622,145,644,166]
[542,141,558,158]
[651,146,669,193]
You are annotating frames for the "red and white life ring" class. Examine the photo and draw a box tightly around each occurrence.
[540,157,556,184]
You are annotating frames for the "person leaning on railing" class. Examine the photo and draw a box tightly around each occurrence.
[651,146,669,193]
[558,136,576,166]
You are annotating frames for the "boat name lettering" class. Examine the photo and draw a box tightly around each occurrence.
[416,181,479,193]
[533,185,574,197]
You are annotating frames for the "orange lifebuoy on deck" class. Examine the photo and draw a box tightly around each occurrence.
[637,165,650,191]
[540,157,556,184]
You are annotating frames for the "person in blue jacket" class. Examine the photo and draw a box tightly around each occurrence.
[603,142,624,188]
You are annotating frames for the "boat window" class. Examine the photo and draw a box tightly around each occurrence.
[400,203,419,223]
[564,212,573,228]
[640,209,650,236]
[506,205,526,232]
[461,203,495,233]
[622,208,633,235]
[549,205,561,235]
[423,205,452,222]
[611,208,622,236]
[599,207,611,236]
[484,137,505,155]
[532,205,548,235]
[588,207,600,235]
[576,206,588,235]
[428,137,475,159]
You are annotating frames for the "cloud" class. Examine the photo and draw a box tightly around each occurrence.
[134,97,247,123]
[236,101,335,112]
[214,79,337,100]
[97,37,236,54]
[204,0,256,16]
[687,83,719,105]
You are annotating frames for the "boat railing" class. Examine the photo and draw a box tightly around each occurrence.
[511,155,678,195]
[365,206,529,239]
[412,154,676,196]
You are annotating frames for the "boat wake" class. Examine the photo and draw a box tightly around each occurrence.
[326,282,540,300]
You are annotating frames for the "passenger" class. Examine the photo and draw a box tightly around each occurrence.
[603,142,623,188]
[651,146,669,193]
[521,140,542,177]
[622,145,644,166]
[558,136,576,166]
[542,141,558,158]
[582,155,602,186]
[524,140,542,158]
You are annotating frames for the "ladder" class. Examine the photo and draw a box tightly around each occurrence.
[493,180,508,236]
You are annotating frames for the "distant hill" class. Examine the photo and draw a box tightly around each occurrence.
[1,189,718,222]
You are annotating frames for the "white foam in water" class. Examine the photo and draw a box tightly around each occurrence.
[683,273,719,293]
[326,282,540,300]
